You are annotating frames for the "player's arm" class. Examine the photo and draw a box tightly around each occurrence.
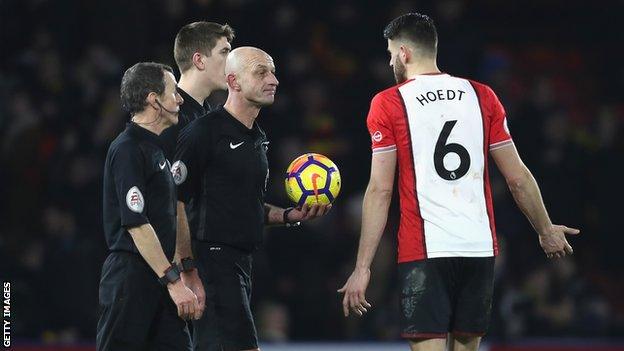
[263,202,331,226]
[338,150,396,317]
[491,144,580,258]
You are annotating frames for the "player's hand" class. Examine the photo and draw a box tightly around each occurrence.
[337,267,372,317]
[287,203,332,222]
[181,269,206,320]
[167,279,200,320]
[538,224,580,259]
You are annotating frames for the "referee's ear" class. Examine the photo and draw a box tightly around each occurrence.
[226,73,241,91]
[146,92,160,111]
[192,52,205,71]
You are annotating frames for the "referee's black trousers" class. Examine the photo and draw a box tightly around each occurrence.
[96,251,192,351]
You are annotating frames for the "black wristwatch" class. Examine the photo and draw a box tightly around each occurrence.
[179,257,197,272]
[158,264,181,286]
[283,207,301,227]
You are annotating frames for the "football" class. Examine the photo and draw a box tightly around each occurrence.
[285,153,341,206]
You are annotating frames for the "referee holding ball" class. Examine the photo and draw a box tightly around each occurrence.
[97,62,200,351]
[174,47,330,351]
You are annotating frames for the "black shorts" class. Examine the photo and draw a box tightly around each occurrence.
[96,252,191,351]
[398,256,494,339]
[192,241,257,351]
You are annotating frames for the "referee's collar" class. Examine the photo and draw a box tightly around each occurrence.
[219,106,266,139]
[127,122,165,148]
[178,87,210,112]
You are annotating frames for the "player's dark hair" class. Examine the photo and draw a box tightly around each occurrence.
[120,62,174,116]
[383,13,438,56]
[174,21,235,73]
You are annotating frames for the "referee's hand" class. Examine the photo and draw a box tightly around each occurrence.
[167,279,200,320]
[181,269,206,320]
[287,203,332,222]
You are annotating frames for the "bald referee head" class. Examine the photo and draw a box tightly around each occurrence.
[224,47,279,108]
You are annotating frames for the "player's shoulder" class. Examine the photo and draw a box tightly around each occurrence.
[369,79,417,113]
[373,79,415,102]
[454,76,497,97]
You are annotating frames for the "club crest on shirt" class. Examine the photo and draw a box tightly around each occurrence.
[171,160,188,185]
[372,131,383,143]
[126,186,144,213]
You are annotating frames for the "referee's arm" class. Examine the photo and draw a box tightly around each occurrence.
[174,201,193,263]
[112,146,179,280]
[264,202,331,226]
[173,125,207,317]
[128,223,181,279]
[173,124,201,265]
[113,144,199,320]
[127,223,199,320]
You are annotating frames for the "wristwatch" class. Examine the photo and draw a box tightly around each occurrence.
[179,257,197,272]
[158,264,181,286]
[283,207,301,227]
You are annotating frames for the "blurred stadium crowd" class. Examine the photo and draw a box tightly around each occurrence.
[1,0,622,345]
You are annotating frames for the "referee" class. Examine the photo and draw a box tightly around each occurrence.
[173,47,330,351]
[160,21,235,161]
[161,21,236,314]
[97,62,200,351]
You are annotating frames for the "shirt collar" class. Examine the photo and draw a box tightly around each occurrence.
[219,106,265,139]
[127,122,164,148]
[178,87,210,112]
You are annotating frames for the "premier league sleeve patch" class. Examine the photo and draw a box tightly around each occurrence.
[171,160,187,185]
[126,186,145,213]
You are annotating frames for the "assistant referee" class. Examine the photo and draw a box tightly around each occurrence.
[173,47,330,351]
[97,62,199,351]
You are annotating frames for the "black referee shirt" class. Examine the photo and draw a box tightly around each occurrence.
[102,122,177,260]
[173,106,269,252]
[160,87,213,160]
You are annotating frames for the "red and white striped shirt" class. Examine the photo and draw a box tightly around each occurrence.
[366,73,512,262]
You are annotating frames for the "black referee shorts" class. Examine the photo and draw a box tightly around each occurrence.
[96,252,192,351]
[398,256,494,339]
[192,241,258,351]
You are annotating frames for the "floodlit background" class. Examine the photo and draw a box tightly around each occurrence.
[1,0,623,350]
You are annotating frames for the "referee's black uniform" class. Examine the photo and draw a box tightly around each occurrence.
[160,87,212,160]
[97,122,191,351]
[173,106,269,351]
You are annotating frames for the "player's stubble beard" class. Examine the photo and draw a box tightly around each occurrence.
[393,56,407,84]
